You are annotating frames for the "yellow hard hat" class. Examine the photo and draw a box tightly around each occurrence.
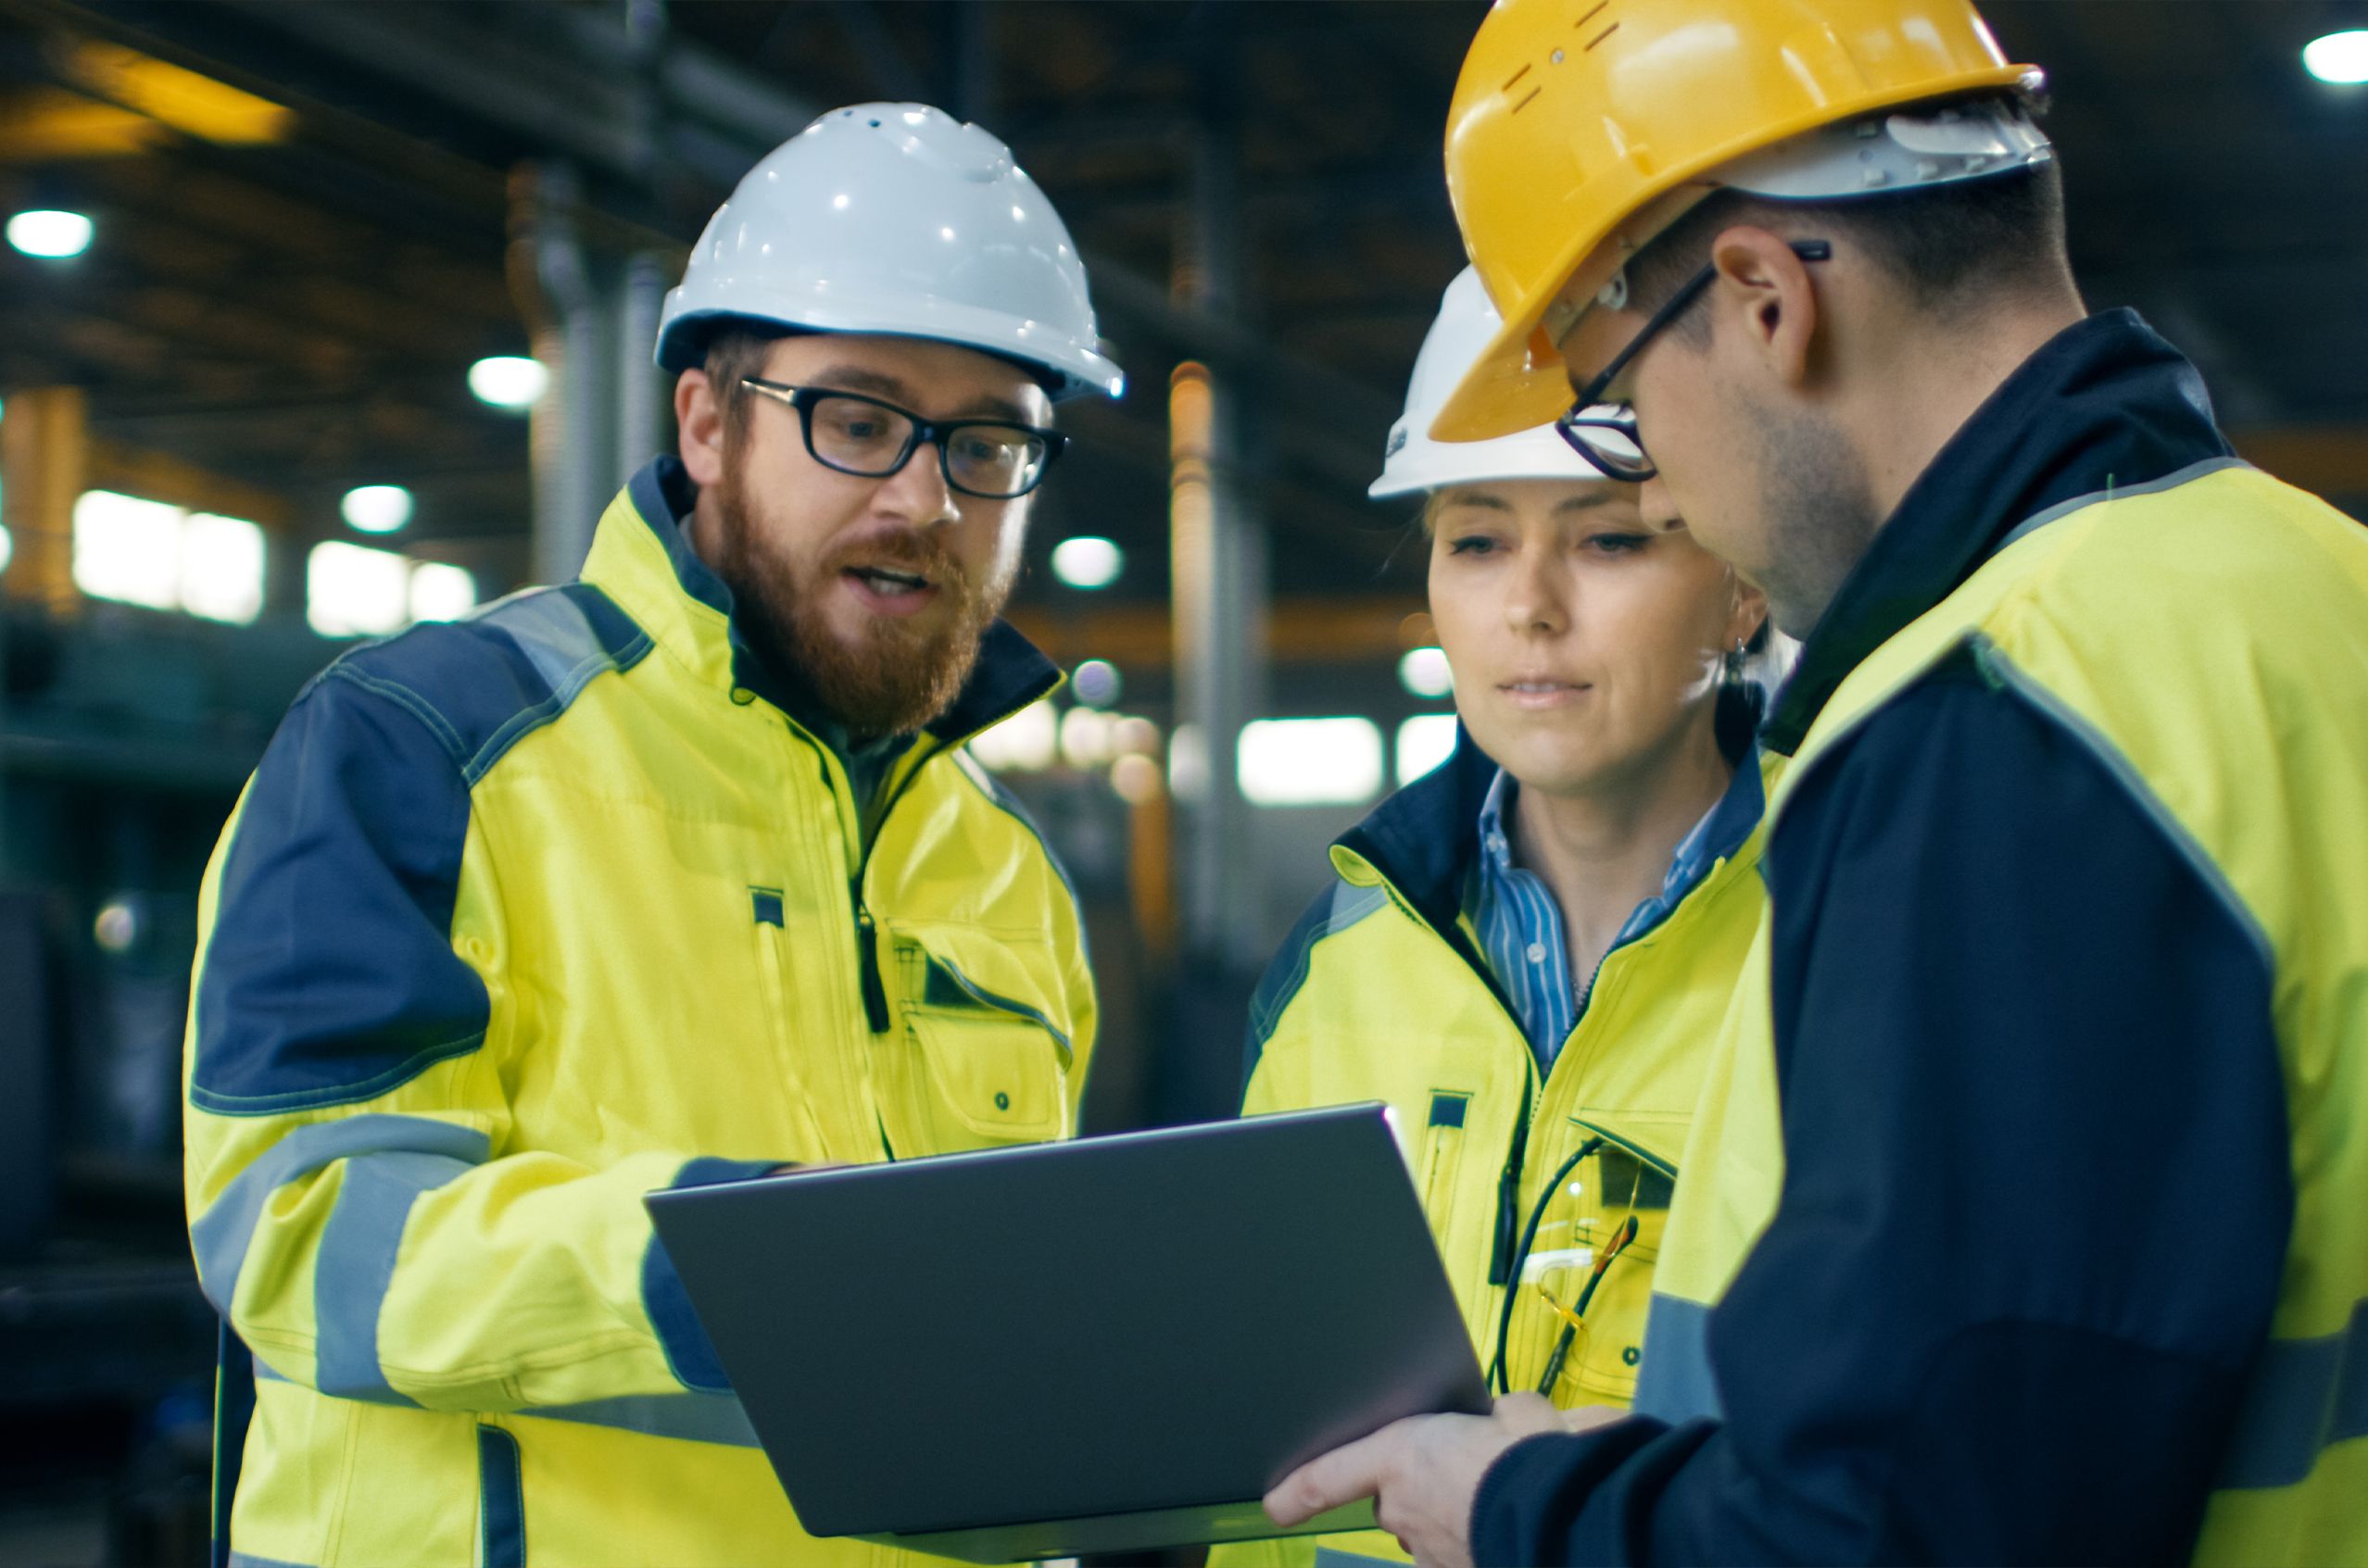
[1437,0,2039,443]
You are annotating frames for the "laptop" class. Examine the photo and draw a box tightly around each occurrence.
[644,1103,1489,1563]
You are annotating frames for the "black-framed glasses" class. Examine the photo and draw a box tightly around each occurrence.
[1556,240,1833,483]
[739,378,1067,499]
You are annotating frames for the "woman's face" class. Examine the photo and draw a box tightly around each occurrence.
[1426,478,1760,798]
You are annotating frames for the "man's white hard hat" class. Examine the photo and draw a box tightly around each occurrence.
[657,103,1125,402]
[1371,266,1630,500]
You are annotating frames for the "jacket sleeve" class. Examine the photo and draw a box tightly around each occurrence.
[1469,657,2291,1565]
[183,664,765,1412]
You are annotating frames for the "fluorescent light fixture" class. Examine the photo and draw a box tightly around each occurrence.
[409,561,477,623]
[2304,30,2368,83]
[0,522,11,577]
[1398,646,1455,699]
[308,541,411,637]
[468,356,548,411]
[1396,713,1461,786]
[968,698,1058,771]
[1239,717,1384,807]
[180,513,265,624]
[73,490,183,609]
[1050,535,1123,589]
[341,483,413,533]
[1070,658,1122,708]
[7,208,94,259]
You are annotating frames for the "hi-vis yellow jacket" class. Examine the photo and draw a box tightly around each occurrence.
[183,458,1094,1568]
[1216,722,1772,1568]
[1467,314,2368,1566]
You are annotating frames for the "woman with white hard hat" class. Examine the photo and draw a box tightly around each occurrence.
[1217,267,1782,1568]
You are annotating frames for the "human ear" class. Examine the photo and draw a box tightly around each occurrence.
[1729,574,1770,649]
[1707,227,1819,389]
[675,370,726,486]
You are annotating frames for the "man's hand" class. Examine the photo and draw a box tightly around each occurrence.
[1264,1395,1625,1568]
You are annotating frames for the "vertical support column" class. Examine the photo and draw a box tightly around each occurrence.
[0,386,87,621]
[616,251,671,483]
[1169,87,1269,971]
[513,162,611,587]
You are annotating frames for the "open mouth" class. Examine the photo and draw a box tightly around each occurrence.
[845,564,933,595]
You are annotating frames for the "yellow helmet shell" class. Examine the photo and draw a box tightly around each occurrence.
[1438,0,2036,443]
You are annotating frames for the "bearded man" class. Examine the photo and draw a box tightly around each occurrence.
[183,105,1119,1568]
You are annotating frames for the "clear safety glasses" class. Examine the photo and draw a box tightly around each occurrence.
[1556,239,1833,483]
[740,378,1067,500]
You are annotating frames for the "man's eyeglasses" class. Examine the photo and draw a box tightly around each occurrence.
[739,378,1067,500]
[1556,239,1833,483]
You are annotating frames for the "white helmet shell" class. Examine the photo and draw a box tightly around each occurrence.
[1372,267,1619,499]
[657,103,1124,402]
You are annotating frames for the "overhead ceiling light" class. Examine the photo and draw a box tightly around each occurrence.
[1051,535,1123,589]
[468,356,548,411]
[341,483,414,534]
[2304,30,2368,83]
[7,208,94,259]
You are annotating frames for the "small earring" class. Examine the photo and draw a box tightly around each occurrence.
[1722,637,1748,685]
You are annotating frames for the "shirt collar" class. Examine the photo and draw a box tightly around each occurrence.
[1763,309,2233,755]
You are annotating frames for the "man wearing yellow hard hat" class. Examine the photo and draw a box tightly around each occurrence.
[1267,2,2368,1564]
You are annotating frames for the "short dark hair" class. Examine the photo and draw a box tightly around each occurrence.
[1622,113,2069,339]
[701,323,790,446]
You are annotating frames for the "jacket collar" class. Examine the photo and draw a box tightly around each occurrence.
[1763,308,2234,755]
[582,456,1062,748]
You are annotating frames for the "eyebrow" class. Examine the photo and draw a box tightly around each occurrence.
[805,364,1038,426]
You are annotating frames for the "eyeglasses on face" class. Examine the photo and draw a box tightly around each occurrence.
[1556,239,1833,483]
[739,378,1066,499]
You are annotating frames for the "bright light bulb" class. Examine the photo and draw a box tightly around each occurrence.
[2305,30,2368,82]
[7,209,94,259]
[468,356,548,410]
[1398,646,1454,698]
[1051,536,1123,590]
[341,484,413,533]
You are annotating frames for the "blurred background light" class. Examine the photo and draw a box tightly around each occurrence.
[1397,646,1454,698]
[1396,713,1461,786]
[1060,706,1115,770]
[2304,30,2368,83]
[341,483,414,533]
[1071,658,1122,708]
[6,208,94,258]
[969,698,1058,772]
[1238,717,1384,806]
[179,513,266,625]
[408,561,478,623]
[72,491,183,609]
[307,541,411,637]
[1050,535,1123,589]
[468,356,548,410]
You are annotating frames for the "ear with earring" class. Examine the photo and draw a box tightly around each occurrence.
[1721,635,1750,688]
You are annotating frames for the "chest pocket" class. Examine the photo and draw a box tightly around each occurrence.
[890,929,1074,1151]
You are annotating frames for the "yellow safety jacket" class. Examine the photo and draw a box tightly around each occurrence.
[1467,313,2368,1566]
[1217,720,1773,1568]
[183,458,1095,1568]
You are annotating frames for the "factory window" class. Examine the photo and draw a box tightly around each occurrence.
[1238,717,1384,807]
[307,542,476,638]
[71,490,266,625]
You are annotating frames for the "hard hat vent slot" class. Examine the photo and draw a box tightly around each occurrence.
[1503,62,1533,93]
[1511,85,1544,115]
[1584,21,1619,51]
[1574,2,1609,28]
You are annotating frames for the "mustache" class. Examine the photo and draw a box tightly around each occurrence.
[821,526,972,591]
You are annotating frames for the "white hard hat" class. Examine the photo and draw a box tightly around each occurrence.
[1371,267,1621,500]
[656,103,1124,402]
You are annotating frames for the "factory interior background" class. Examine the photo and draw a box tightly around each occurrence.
[2,1,2366,1562]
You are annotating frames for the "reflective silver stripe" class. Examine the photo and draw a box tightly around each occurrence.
[1313,1550,1398,1567]
[2218,1299,2368,1489]
[519,1392,761,1448]
[313,1148,482,1404]
[228,1553,316,1568]
[1631,1292,1724,1424]
[1993,455,2251,553]
[190,1115,491,1317]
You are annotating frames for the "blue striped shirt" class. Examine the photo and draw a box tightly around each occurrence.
[1468,755,1765,1069]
